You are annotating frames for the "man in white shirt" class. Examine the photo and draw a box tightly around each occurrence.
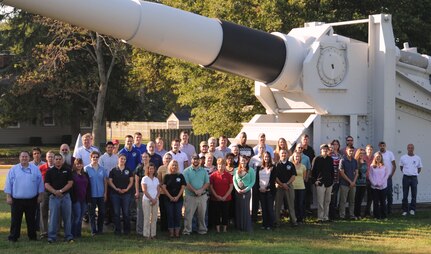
[99,141,118,175]
[74,133,100,167]
[253,133,274,158]
[99,141,118,225]
[378,141,396,215]
[169,139,188,173]
[180,130,196,163]
[400,144,423,216]
[216,135,231,158]
[208,137,223,159]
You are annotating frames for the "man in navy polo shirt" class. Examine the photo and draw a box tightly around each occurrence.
[147,141,163,169]
[44,154,74,243]
[339,147,358,219]
[274,150,298,227]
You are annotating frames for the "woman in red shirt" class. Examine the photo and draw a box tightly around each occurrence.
[209,158,233,233]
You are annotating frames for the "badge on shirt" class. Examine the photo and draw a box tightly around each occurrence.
[286,165,291,170]
[176,177,181,182]
[132,152,137,157]
[125,170,130,175]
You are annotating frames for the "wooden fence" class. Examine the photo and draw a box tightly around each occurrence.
[150,129,210,151]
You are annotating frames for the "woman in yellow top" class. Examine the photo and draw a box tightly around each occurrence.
[292,152,307,223]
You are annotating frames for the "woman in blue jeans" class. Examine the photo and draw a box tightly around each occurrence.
[71,158,90,238]
[108,154,134,235]
[161,160,186,238]
[256,152,276,229]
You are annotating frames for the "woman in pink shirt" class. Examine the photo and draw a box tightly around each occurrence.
[369,152,390,219]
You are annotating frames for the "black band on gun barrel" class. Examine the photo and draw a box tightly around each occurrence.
[206,20,286,83]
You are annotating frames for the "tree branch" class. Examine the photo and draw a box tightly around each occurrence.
[68,90,96,110]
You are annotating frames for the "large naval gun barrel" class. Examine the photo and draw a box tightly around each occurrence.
[3,0,294,84]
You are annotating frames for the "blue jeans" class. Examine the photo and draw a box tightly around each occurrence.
[72,201,87,237]
[48,193,73,241]
[329,183,340,219]
[386,177,393,214]
[111,193,131,234]
[294,189,305,222]
[165,199,183,230]
[259,191,275,228]
[89,197,105,234]
[402,175,418,212]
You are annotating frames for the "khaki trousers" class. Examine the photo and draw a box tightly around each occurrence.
[142,199,158,237]
[316,185,333,220]
[274,185,296,225]
[183,195,208,234]
[339,185,356,218]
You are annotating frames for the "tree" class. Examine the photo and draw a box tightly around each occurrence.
[0,9,133,146]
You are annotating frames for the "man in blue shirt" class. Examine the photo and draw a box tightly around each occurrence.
[133,132,147,154]
[119,135,141,173]
[4,151,44,242]
[85,151,108,235]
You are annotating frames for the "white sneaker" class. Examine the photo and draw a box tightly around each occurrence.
[409,210,415,215]
[402,212,407,216]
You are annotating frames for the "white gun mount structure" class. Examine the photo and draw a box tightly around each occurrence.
[4,0,431,204]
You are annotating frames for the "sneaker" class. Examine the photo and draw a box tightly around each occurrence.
[182,231,190,235]
[402,212,407,216]
[68,239,75,243]
[47,239,54,244]
[409,210,415,215]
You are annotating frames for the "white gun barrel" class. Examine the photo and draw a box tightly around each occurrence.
[4,0,287,83]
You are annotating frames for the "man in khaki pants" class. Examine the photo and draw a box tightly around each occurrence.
[274,150,298,227]
[312,144,334,222]
[339,147,358,219]
[182,154,210,235]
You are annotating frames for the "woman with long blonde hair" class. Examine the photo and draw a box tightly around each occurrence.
[369,152,389,219]
[354,148,367,219]
[161,160,186,238]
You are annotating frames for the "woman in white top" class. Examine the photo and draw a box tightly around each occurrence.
[369,152,389,219]
[255,151,276,229]
[141,162,160,239]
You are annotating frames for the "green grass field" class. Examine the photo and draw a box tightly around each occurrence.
[0,183,430,254]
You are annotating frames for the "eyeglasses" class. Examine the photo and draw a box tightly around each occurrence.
[61,149,69,152]
[91,156,99,159]
[346,139,353,142]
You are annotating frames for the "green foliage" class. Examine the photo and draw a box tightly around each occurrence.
[3,0,431,138]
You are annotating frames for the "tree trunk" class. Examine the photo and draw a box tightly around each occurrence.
[91,33,110,148]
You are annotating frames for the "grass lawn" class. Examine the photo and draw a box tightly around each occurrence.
[0,185,430,254]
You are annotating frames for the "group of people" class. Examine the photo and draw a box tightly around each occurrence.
[4,131,423,243]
